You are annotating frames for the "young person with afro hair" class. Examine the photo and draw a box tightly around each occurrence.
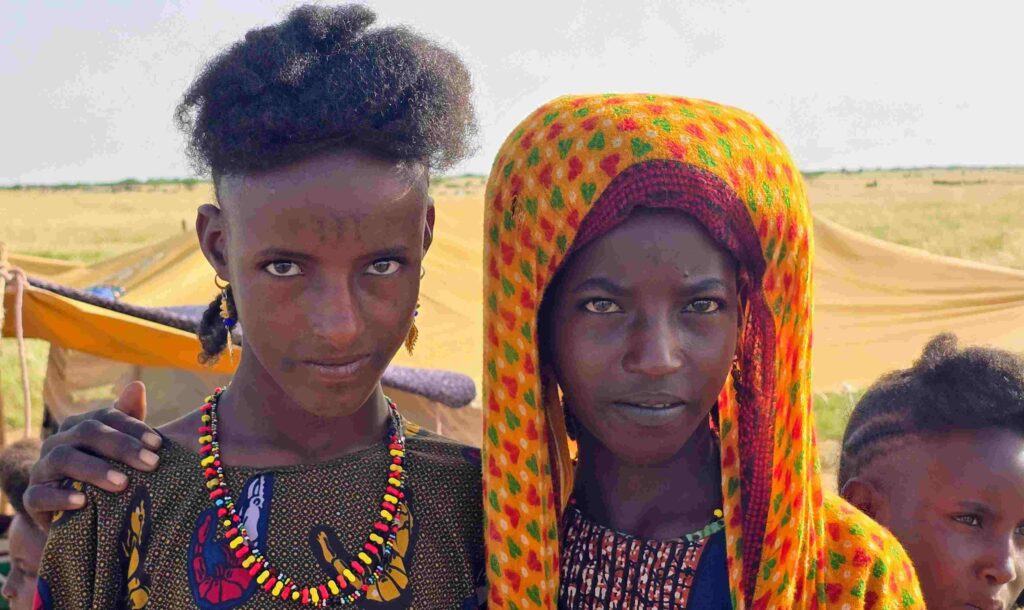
[0,439,44,610]
[32,5,487,608]
[840,333,1024,610]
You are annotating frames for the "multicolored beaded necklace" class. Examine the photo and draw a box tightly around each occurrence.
[197,387,407,606]
[567,496,726,543]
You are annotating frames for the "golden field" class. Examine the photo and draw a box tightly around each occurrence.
[2,168,1022,450]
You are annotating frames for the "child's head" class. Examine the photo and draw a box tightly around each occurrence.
[840,333,1024,610]
[1,439,44,610]
[182,5,475,416]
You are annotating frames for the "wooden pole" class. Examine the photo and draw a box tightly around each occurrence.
[0,242,9,513]
[0,242,8,452]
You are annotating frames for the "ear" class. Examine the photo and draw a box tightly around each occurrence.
[840,477,884,520]
[196,204,229,280]
[423,199,435,254]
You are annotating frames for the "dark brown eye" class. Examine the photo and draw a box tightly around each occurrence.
[264,261,302,277]
[367,260,401,276]
[686,299,721,313]
[583,299,621,314]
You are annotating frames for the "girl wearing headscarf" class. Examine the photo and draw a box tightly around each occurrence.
[481,93,924,609]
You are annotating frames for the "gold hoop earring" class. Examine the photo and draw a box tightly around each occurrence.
[405,302,420,355]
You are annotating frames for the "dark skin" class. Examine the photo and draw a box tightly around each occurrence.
[843,428,1024,610]
[549,209,737,539]
[24,149,433,524]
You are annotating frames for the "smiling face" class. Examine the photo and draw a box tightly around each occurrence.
[199,149,431,418]
[859,429,1024,610]
[546,209,739,465]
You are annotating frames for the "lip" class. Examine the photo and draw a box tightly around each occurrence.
[301,354,371,380]
[609,393,688,427]
[965,599,1005,610]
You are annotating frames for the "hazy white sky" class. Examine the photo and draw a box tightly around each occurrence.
[2,0,1021,185]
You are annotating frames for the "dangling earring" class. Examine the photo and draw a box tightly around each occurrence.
[730,353,745,401]
[405,302,420,355]
[215,274,237,363]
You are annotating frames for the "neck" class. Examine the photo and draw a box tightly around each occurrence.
[572,423,722,540]
[211,351,391,468]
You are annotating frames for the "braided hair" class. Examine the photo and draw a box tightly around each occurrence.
[177,4,477,363]
[838,333,1024,488]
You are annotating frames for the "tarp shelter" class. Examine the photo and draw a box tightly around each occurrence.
[4,190,1024,447]
[0,191,487,444]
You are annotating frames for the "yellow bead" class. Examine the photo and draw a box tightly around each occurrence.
[388,464,403,473]
[201,414,211,423]
[714,509,724,518]
[291,591,300,601]
[370,533,385,545]
[222,519,232,527]
[380,509,394,521]
[327,581,340,595]
[310,588,320,604]
[389,449,402,457]
[272,582,284,596]
[242,556,255,569]
[256,570,270,585]
[383,494,398,504]
[358,552,372,565]
[201,456,215,467]
[388,477,401,487]
[206,479,220,490]
[198,435,213,444]
[343,569,357,584]
[229,536,244,549]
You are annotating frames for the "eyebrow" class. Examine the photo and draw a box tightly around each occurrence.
[569,276,729,295]
[254,247,314,261]
[955,500,994,516]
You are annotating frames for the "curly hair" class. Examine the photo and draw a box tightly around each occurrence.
[0,438,42,520]
[181,4,477,363]
[838,333,1024,488]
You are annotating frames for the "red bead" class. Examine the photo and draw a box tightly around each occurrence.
[361,584,369,592]
[364,543,379,555]
[263,576,277,592]
[381,501,396,512]
[350,561,365,576]
[232,514,241,523]
[386,486,400,496]
[217,508,227,518]
[248,560,263,577]
[200,404,212,412]
[336,575,348,589]
[213,460,222,467]
[225,527,238,539]
[200,445,212,455]
[318,585,329,599]
[198,426,212,434]
[392,457,402,465]
[301,588,310,605]
[374,522,389,533]
[280,585,291,599]
[204,468,217,477]
[210,488,224,499]
[235,545,249,559]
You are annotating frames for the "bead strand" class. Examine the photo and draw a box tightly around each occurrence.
[198,387,408,606]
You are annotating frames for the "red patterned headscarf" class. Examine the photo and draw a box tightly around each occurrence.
[481,94,924,609]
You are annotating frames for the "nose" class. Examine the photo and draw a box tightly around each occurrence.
[622,310,683,377]
[1,576,15,600]
[309,277,366,345]
[978,537,1020,587]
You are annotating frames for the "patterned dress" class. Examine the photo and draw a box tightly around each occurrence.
[36,424,485,609]
[480,93,925,609]
[559,506,731,609]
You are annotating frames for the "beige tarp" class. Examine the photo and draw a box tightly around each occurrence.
[5,190,1024,445]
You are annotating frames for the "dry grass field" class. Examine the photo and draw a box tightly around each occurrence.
[2,168,1022,457]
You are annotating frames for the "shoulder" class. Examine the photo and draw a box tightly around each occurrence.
[404,423,482,481]
[821,493,924,608]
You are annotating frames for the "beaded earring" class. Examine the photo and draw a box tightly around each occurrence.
[404,303,419,355]
[215,275,237,363]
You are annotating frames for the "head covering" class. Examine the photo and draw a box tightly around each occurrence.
[482,94,923,609]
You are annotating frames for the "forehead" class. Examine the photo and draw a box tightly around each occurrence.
[883,429,1024,498]
[562,209,735,280]
[219,150,428,233]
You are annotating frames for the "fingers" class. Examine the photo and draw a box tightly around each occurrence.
[114,381,149,424]
[39,417,160,482]
[23,484,86,530]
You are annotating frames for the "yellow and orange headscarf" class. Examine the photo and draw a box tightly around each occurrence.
[481,94,923,609]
